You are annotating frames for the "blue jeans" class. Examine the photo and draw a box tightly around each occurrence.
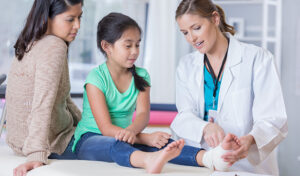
[75,132,203,168]
[48,136,77,160]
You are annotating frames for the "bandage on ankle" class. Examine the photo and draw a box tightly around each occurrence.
[202,145,230,171]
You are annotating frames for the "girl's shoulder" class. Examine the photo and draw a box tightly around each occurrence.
[86,63,107,80]
[85,63,111,93]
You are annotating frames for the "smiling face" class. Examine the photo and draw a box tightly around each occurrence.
[106,27,141,69]
[176,13,220,54]
[47,3,83,43]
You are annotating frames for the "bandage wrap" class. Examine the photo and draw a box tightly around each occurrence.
[202,145,230,171]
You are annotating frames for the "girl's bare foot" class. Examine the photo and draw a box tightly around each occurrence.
[144,139,185,174]
[221,133,240,151]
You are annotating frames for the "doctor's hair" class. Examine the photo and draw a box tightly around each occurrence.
[97,12,149,91]
[14,0,84,61]
[175,0,235,35]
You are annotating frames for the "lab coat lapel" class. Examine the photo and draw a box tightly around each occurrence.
[218,35,242,112]
[193,52,205,118]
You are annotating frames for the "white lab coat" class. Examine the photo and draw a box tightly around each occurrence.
[171,34,288,176]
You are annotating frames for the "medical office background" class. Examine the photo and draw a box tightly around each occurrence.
[0,0,299,175]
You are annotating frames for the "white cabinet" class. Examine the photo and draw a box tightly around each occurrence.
[213,0,282,74]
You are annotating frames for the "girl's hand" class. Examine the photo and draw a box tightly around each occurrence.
[115,129,137,145]
[203,122,225,148]
[221,135,255,163]
[147,132,171,149]
[14,161,44,176]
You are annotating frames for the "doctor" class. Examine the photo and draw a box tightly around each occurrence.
[170,0,288,175]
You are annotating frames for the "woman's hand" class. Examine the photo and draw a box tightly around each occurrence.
[203,122,225,148]
[146,132,171,149]
[115,129,137,145]
[14,161,44,176]
[221,135,255,163]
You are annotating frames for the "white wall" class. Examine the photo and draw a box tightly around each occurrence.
[278,0,300,175]
[143,0,180,104]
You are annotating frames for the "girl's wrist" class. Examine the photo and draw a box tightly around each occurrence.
[125,127,139,135]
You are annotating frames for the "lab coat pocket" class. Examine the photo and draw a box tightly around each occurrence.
[230,88,253,130]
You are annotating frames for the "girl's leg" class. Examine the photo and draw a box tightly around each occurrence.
[170,142,204,166]
[76,132,185,173]
[120,133,239,171]
[133,138,202,166]
[111,139,185,174]
[75,132,115,162]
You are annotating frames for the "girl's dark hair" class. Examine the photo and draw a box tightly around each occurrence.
[97,12,150,91]
[176,0,235,35]
[14,0,83,61]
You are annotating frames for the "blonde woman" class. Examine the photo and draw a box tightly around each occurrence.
[171,0,287,175]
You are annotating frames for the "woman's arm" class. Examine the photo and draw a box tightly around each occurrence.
[222,49,288,164]
[171,59,224,146]
[248,49,287,164]
[22,37,67,164]
[66,95,82,126]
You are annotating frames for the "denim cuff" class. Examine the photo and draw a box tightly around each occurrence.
[169,143,204,167]
[110,140,138,168]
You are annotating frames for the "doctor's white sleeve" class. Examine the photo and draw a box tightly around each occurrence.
[248,49,288,165]
[170,61,209,143]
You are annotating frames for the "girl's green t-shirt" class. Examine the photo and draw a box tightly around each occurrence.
[72,62,150,151]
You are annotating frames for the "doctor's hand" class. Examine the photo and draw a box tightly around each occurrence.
[221,134,255,163]
[14,161,44,176]
[203,122,225,148]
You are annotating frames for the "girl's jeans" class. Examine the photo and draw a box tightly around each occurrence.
[74,132,203,167]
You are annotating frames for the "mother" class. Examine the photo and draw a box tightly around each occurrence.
[5,0,83,175]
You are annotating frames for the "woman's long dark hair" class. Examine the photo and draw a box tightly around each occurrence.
[14,0,83,61]
[97,12,150,91]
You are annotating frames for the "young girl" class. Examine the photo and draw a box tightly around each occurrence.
[5,0,83,175]
[72,12,241,174]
